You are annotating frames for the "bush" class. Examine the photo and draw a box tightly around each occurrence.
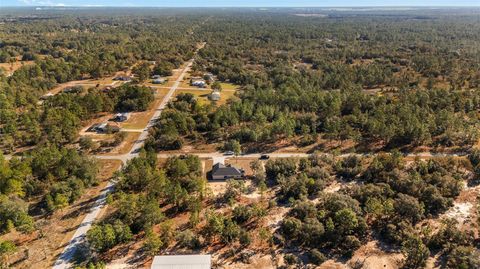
[143,230,163,255]
[239,229,251,247]
[284,254,300,265]
[0,196,34,234]
[402,235,430,269]
[87,220,132,253]
[308,249,327,265]
[176,229,201,249]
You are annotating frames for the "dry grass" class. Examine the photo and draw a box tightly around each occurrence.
[219,82,238,90]
[0,60,35,75]
[225,158,256,176]
[120,89,170,130]
[174,89,211,105]
[96,132,141,155]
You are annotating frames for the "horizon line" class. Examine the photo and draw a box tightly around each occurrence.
[2,5,480,7]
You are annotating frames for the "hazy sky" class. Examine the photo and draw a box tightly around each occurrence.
[2,0,480,7]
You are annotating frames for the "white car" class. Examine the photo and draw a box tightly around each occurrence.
[224,151,235,156]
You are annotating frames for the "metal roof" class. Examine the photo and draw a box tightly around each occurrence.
[151,255,211,269]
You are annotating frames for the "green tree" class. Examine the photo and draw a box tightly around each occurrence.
[402,236,430,269]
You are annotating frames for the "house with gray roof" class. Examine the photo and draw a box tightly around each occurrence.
[211,163,244,180]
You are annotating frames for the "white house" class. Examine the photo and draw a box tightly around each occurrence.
[152,78,166,84]
[209,90,220,101]
[190,77,206,88]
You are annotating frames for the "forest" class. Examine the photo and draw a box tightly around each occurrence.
[147,10,480,153]
[0,7,480,269]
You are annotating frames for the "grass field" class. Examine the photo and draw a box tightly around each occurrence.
[106,132,141,155]
[219,82,238,90]
[174,89,212,105]
[174,88,237,106]
[120,88,170,129]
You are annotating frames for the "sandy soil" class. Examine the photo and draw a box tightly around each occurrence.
[0,60,35,76]
[347,241,402,269]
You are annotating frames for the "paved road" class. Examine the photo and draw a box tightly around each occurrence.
[3,150,466,163]
[52,58,194,269]
[92,151,467,163]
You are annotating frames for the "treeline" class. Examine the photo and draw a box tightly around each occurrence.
[156,12,480,152]
[145,93,210,151]
[1,84,153,150]
[0,145,98,234]
[0,14,199,152]
[147,86,480,152]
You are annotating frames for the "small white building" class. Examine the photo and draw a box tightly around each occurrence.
[113,113,130,122]
[152,78,166,84]
[209,91,220,101]
[151,255,211,269]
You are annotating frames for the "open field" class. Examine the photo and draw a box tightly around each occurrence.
[0,60,35,76]
[98,132,141,155]
[174,88,211,105]
[174,88,237,106]
[120,88,170,130]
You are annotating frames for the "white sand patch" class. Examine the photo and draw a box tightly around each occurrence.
[208,181,227,196]
[324,180,356,193]
[266,207,289,229]
[444,202,473,225]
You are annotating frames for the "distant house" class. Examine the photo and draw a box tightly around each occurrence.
[190,77,206,88]
[204,72,215,82]
[92,122,120,133]
[113,75,132,81]
[152,78,166,84]
[151,255,211,269]
[209,90,220,101]
[112,113,130,122]
[211,163,244,180]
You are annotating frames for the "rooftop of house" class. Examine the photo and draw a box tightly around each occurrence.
[211,163,243,177]
[151,255,211,269]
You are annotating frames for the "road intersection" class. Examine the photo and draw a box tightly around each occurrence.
[52,58,194,269]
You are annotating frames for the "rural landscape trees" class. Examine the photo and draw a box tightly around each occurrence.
[0,6,480,269]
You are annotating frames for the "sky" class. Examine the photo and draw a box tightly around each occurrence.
[2,0,480,7]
